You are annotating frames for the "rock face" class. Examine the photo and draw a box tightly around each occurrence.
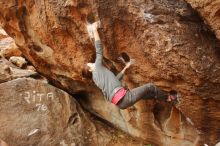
[0,78,143,146]
[0,57,37,83]
[0,0,220,145]
[0,29,22,58]
[0,27,144,146]
[185,0,220,40]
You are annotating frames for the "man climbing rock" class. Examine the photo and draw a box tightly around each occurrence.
[84,21,179,109]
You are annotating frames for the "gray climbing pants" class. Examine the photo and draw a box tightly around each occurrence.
[117,83,167,109]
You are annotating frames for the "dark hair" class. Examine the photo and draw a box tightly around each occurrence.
[169,90,177,95]
[169,90,179,105]
[82,64,92,79]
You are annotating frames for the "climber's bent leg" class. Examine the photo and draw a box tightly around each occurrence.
[117,83,167,109]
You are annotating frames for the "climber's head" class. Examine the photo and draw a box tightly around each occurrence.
[82,63,94,79]
[167,90,180,104]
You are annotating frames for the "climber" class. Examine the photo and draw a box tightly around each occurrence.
[84,21,179,109]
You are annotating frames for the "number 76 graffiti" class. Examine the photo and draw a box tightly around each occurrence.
[20,91,54,112]
[36,104,48,111]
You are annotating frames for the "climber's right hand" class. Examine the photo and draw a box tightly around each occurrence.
[125,59,135,68]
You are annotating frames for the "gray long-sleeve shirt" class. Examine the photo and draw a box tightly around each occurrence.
[92,40,123,102]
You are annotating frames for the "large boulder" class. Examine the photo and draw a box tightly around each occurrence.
[0,78,96,146]
[0,0,220,145]
[0,78,143,146]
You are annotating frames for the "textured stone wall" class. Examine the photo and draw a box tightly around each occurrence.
[0,0,220,145]
[185,0,220,40]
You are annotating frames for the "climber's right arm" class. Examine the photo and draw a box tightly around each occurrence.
[93,27,103,66]
[95,40,103,66]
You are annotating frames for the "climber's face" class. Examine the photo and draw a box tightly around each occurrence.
[87,63,95,72]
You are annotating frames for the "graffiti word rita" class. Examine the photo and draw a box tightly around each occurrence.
[21,91,54,104]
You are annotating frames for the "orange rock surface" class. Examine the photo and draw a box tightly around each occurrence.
[0,0,220,145]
